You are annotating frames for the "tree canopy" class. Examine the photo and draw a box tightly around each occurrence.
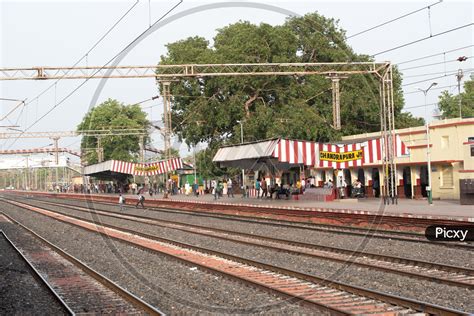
[158,13,424,176]
[437,79,474,119]
[77,99,150,164]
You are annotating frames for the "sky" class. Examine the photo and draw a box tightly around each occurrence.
[0,0,473,164]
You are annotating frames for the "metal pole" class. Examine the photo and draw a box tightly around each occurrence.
[239,121,245,191]
[161,81,171,198]
[419,82,437,205]
[456,69,463,118]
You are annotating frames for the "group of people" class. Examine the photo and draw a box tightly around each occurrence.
[212,178,234,200]
[118,192,145,211]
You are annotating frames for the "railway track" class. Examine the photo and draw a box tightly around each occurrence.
[9,197,474,289]
[1,198,468,315]
[18,194,474,250]
[0,228,73,315]
[0,212,164,316]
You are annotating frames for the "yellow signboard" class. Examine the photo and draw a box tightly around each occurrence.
[320,149,363,162]
[135,165,161,172]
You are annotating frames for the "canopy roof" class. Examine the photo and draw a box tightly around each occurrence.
[213,136,409,170]
[84,157,183,177]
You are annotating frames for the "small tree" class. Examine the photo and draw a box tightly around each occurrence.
[77,99,150,164]
[437,79,474,119]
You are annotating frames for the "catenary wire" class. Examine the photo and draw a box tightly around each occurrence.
[403,68,473,79]
[402,69,474,86]
[403,84,458,94]
[6,1,183,150]
[372,23,474,57]
[396,45,474,65]
[400,56,473,71]
[347,0,442,39]
[22,0,141,109]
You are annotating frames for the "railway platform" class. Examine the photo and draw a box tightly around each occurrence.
[155,194,474,221]
[4,189,472,222]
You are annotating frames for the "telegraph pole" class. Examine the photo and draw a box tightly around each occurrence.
[456,69,463,118]
[325,74,347,130]
[161,81,172,198]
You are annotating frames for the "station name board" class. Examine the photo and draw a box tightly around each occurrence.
[319,149,363,162]
[135,165,161,172]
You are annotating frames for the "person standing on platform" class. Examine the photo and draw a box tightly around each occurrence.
[261,178,268,198]
[227,178,234,198]
[255,179,261,198]
[118,194,125,211]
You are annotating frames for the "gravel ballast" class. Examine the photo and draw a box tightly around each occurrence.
[0,202,320,315]
[6,197,473,313]
[29,196,473,268]
[0,229,69,315]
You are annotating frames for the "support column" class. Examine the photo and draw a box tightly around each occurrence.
[326,74,347,130]
[161,81,172,198]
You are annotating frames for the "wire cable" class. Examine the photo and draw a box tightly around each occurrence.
[403,67,473,79]
[22,0,141,109]
[402,68,474,86]
[400,56,473,71]
[16,1,182,134]
[372,23,474,57]
[396,45,473,65]
[403,102,439,110]
[404,84,457,94]
[347,0,442,39]
[6,1,183,150]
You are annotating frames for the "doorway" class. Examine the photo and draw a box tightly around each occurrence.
[372,168,380,198]
[402,167,412,198]
[420,166,428,197]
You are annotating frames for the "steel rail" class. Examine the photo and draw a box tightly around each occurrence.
[2,199,467,316]
[0,211,165,316]
[24,193,473,250]
[0,230,75,315]
[14,197,474,289]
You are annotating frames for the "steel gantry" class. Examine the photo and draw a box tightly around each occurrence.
[0,62,398,203]
[0,129,147,164]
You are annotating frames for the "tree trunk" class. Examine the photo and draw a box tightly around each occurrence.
[244,94,258,118]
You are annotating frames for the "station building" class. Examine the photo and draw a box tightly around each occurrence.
[319,117,474,200]
[214,117,474,200]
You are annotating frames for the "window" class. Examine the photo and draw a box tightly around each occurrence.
[441,165,454,187]
[441,136,449,149]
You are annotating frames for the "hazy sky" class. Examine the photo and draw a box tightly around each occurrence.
[1,0,473,159]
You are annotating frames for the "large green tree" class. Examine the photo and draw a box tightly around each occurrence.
[77,99,150,164]
[437,79,474,119]
[159,13,422,176]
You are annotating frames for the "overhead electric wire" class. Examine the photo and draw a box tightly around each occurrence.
[22,0,141,108]
[396,45,474,65]
[400,56,473,71]
[10,0,183,147]
[403,102,438,110]
[7,1,183,150]
[347,0,442,39]
[404,84,457,94]
[0,97,24,102]
[403,67,473,79]
[372,23,474,57]
[402,68,474,86]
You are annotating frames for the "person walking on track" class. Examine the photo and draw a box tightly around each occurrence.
[135,193,145,209]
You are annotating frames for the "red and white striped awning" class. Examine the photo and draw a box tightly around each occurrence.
[214,136,409,169]
[84,158,183,176]
[275,136,409,168]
